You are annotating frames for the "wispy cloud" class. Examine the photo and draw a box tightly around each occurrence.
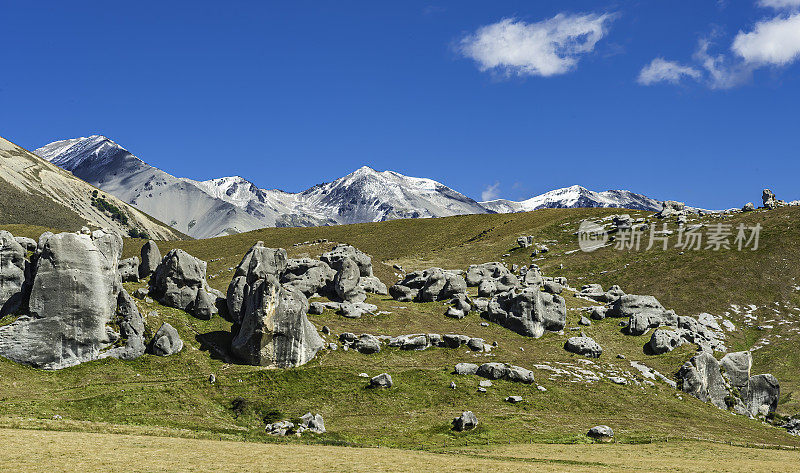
[481,182,501,201]
[458,13,615,78]
[637,58,702,85]
[638,4,800,89]
[757,0,800,9]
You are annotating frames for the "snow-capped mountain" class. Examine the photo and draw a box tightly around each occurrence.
[36,136,488,238]
[198,167,489,227]
[36,136,266,238]
[480,185,663,213]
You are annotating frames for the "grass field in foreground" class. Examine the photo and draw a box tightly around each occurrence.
[1,427,799,473]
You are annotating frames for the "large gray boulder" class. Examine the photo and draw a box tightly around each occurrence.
[226,242,288,323]
[333,257,366,303]
[484,287,566,338]
[720,351,752,389]
[231,276,323,368]
[149,248,214,316]
[648,329,683,355]
[138,240,161,279]
[0,231,27,316]
[0,230,123,369]
[738,374,779,417]
[564,336,602,358]
[192,288,218,320]
[149,322,183,356]
[677,352,728,409]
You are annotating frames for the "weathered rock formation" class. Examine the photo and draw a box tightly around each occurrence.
[149,248,219,319]
[483,287,566,338]
[228,242,323,368]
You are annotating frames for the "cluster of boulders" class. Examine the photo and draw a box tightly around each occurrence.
[338,332,493,354]
[582,291,725,353]
[389,268,466,302]
[265,412,326,436]
[0,229,181,369]
[453,362,535,384]
[743,188,788,211]
[387,261,568,340]
[677,351,779,418]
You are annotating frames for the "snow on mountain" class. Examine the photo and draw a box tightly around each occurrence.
[36,137,488,237]
[35,136,265,238]
[480,185,663,213]
[198,166,488,226]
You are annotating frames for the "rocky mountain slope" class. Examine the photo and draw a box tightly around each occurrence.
[480,185,663,213]
[37,137,490,238]
[0,136,182,240]
[36,136,266,238]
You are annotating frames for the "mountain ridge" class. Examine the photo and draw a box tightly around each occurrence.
[36,135,675,239]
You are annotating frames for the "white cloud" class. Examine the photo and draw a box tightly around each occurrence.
[481,182,501,201]
[732,13,800,65]
[458,13,614,77]
[637,58,701,85]
[694,39,753,89]
[758,0,800,9]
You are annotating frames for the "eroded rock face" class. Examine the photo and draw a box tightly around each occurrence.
[334,257,366,303]
[106,289,146,360]
[138,240,161,279]
[232,278,322,367]
[118,257,140,283]
[150,249,213,315]
[720,351,752,389]
[677,352,728,409]
[229,242,323,368]
[0,231,27,316]
[649,329,683,355]
[0,230,123,369]
[738,374,779,417]
[484,287,566,338]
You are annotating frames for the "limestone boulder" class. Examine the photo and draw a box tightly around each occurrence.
[149,322,183,356]
[484,287,566,338]
[0,230,123,369]
[138,240,161,279]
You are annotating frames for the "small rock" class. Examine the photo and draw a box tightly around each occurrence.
[208,374,216,384]
[537,385,547,392]
[479,380,493,387]
[370,373,393,388]
[587,425,614,442]
[477,387,487,393]
[505,396,523,403]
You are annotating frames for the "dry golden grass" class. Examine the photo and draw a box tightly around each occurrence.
[2,427,799,473]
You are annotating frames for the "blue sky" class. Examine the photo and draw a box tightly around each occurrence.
[2,1,800,209]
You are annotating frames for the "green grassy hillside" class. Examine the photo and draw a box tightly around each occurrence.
[2,206,800,450]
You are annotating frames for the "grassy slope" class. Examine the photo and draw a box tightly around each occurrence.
[1,207,800,450]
